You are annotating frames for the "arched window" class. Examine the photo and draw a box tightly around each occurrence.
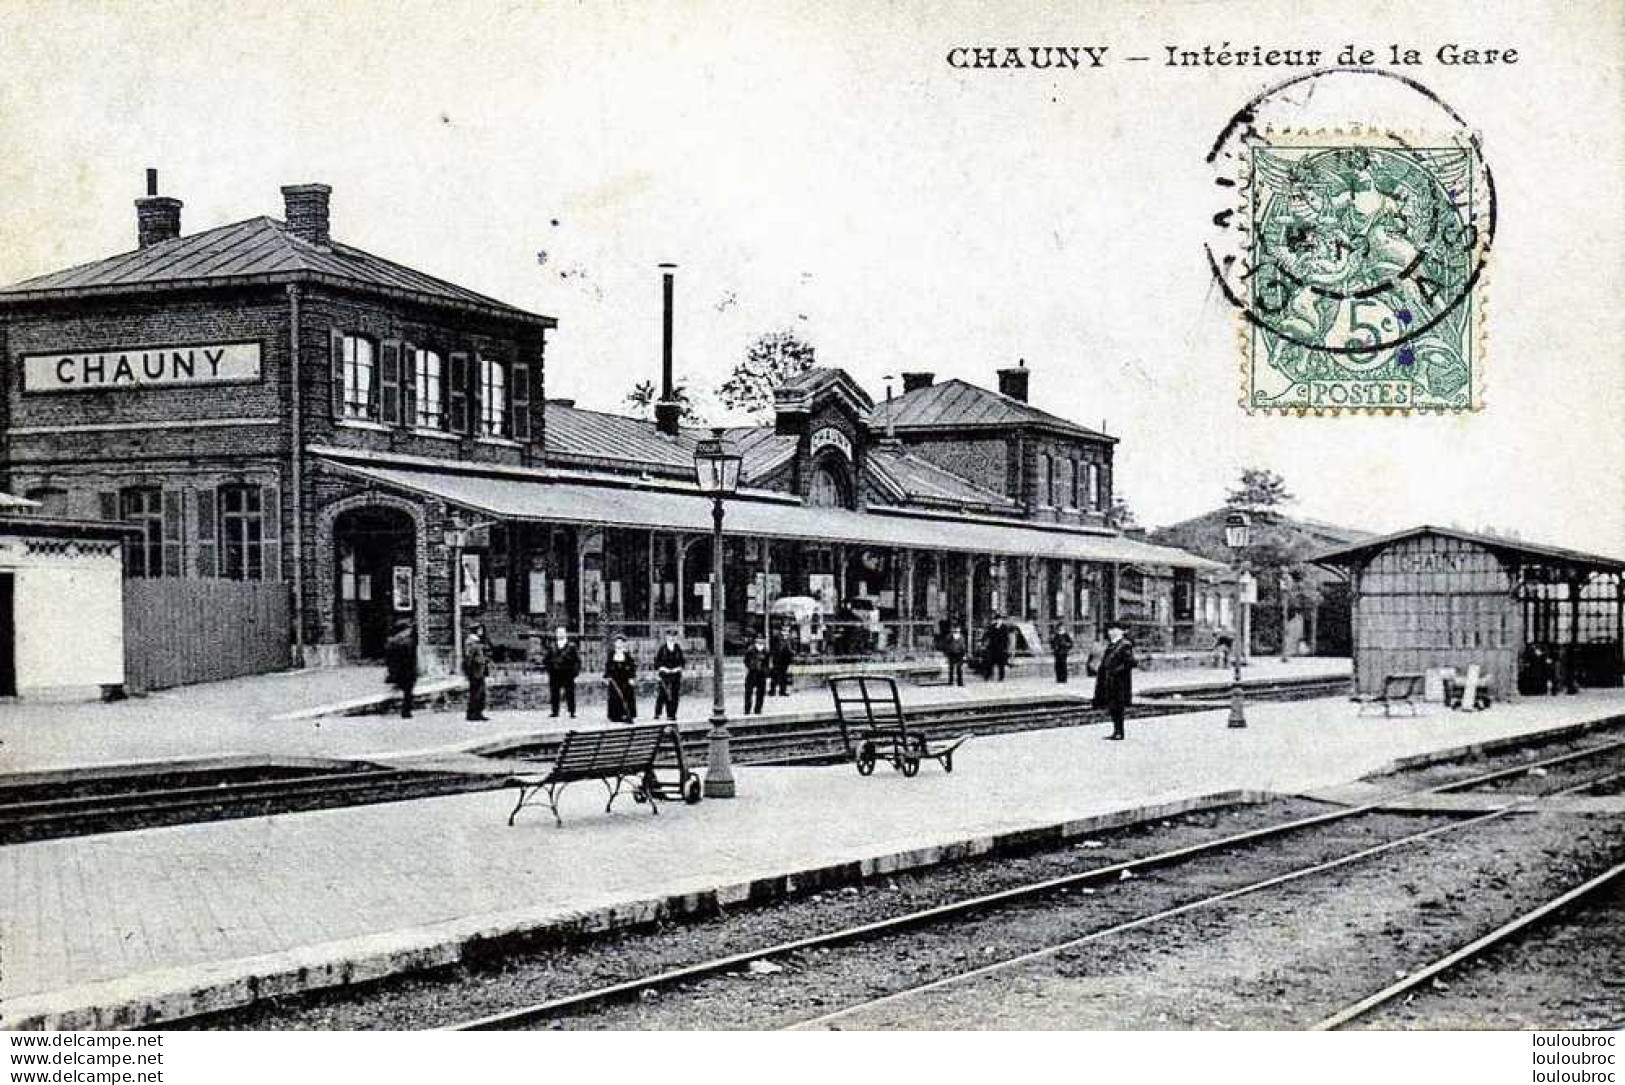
[414,348,445,430]
[808,461,850,509]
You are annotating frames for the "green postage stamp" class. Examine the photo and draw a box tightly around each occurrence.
[1232,127,1490,414]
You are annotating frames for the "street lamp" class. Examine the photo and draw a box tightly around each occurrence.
[1279,570,1292,664]
[694,427,743,798]
[1224,510,1251,729]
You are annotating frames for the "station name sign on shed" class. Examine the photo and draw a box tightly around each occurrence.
[22,341,262,393]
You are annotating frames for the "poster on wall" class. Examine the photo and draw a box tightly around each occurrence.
[583,568,603,613]
[808,573,836,612]
[528,571,548,614]
[391,566,413,612]
[459,552,482,607]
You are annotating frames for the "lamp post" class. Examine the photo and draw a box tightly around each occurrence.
[694,428,743,798]
[1224,510,1251,729]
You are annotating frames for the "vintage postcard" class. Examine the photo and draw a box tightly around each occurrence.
[0,0,1621,1071]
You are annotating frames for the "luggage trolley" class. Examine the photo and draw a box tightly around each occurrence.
[828,674,968,777]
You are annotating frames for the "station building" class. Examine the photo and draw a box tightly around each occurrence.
[0,176,1228,685]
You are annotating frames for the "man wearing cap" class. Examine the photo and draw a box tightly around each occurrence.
[1092,622,1137,740]
[654,628,685,721]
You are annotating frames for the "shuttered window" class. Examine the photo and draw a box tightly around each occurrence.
[196,488,218,578]
[379,339,402,425]
[336,333,378,420]
[510,360,531,442]
[414,348,446,430]
[478,355,508,438]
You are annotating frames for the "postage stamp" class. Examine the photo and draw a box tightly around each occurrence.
[1203,72,1496,415]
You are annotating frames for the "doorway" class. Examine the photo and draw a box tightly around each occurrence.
[0,573,15,696]
[333,507,416,660]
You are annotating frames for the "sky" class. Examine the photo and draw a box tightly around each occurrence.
[1,0,1620,552]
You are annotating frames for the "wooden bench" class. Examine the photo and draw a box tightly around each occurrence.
[1353,672,1426,717]
[505,723,701,827]
[829,674,968,777]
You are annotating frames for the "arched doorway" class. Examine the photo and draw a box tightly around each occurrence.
[333,506,416,659]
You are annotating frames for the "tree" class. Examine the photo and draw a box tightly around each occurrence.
[624,379,703,424]
[716,330,816,416]
[1107,494,1138,530]
[1225,467,1295,509]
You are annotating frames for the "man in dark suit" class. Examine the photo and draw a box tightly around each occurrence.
[384,618,418,719]
[943,624,968,686]
[653,628,685,720]
[463,624,492,722]
[742,634,769,715]
[541,625,581,718]
[988,614,1015,681]
[768,632,795,697]
[1051,622,1075,684]
[1092,622,1136,740]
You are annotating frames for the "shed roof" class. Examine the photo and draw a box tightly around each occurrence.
[1312,525,1625,574]
[0,216,553,326]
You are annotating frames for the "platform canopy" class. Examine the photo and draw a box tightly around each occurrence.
[321,458,1224,571]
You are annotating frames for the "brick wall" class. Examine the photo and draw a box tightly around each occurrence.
[299,287,546,469]
[1019,433,1114,527]
[900,434,1010,498]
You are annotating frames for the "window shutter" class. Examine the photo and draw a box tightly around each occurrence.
[330,328,346,418]
[379,339,402,425]
[99,491,119,521]
[401,343,418,429]
[449,351,469,434]
[511,360,530,442]
[468,354,484,436]
[262,484,282,582]
[161,489,185,577]
[196,488,218,578]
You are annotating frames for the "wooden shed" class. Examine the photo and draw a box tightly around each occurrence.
[1313,526,1625,698]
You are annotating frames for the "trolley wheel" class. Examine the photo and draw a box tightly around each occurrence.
[900,754,920,778]
[682,772,703,805]
[856,742,877,776]
[631,786,648,804]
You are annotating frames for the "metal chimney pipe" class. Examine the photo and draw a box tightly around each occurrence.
[660,263,677,401]
[654,263,682,436]
[146,168,158,197]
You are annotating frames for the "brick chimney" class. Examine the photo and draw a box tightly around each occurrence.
[281,183,332,246]
[901,371,935,393]
[997,359,1030,403]
[654,263,682,437]
[135,169,182,249]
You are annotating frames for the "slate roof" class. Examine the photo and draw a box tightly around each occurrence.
[866,446,1017,510]
[723,426,799,482]
[867,379,1114,442]
[0,216,553,325]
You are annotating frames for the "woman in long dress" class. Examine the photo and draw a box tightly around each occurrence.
[604,634,638,722]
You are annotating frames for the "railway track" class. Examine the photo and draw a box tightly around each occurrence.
[0,675,1342,845]
[441,735,1625,1031]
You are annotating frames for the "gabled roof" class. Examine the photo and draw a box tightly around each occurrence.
[1312,525,1625,574]
[867,379,1114,442]
[0,216,553,326]
[867,445,1017,510]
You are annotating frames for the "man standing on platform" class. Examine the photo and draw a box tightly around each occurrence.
[984,614,1012,682]
[769,630,795,697]
[1093,622,1136,740]
[743,633,769,715]
[943,624,967,686]
[463,623,492,722]
[654,628,685,720]
[542,625,580,718]
[384,618,418,719]
[1051,622,1075,684]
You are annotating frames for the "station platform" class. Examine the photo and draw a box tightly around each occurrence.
[2,683,1621,1030]
[0,657,1348,777]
